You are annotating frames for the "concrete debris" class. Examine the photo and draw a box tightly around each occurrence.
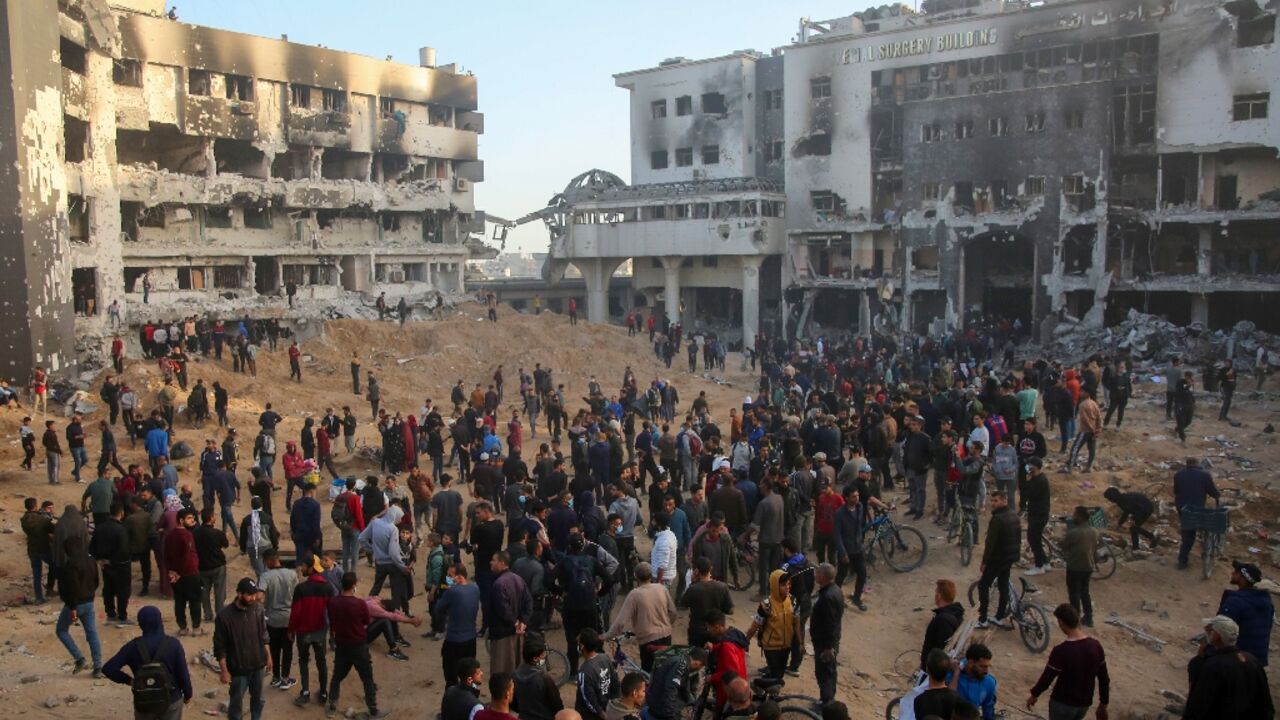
[1106,614,1168,648]
[1043,308,1280,368]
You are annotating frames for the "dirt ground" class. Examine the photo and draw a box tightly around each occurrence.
[0,303,1276,719]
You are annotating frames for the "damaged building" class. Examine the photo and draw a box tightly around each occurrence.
[0,0,487,377]
[528,0,1278,343]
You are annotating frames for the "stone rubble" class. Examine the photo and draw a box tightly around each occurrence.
[1042,308,1280,369]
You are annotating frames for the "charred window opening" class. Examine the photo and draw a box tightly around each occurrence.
[138,205,165,229]
[989,180,1010,210]
[954,120,974,140]
[321,149,370,180]
[381,213,402,231]
[651,100,667,119]
[225,74,254,101]
[1237,13,1275,47]
[1064,109,1085,130]
[60,38,86,75]
[322,89,348,112]
[912,246,939,272]
[988,116,1009,136]
[290,84,312,108]
[795,133,832,156]
[651,150,669,170]
[204,206,232,229]
[176,267,205,291]
[214,266,243,289]
[702,256,719,268]
[118,126,209,174]
[693,203,711,219]
[1217,175,1240,210]
[766,140,784,162]
[68,194,90,243]
[675,148,693,167]
[870,108,902,164]
[188,69,211,96]
[1025,176,1045,195]
[63,116,89,163]
[214,138,268,179]
[675,96,692,116]
[123,268,147,292]
[271,146,312,180]
[1064,226,1095,275]
[953,182,974,213]
[810,76,832,99]
[701,145,720,164]
[316,210,341,230]
[923,183,942,201]
[113,59,143,87]
[811,191,846,216]
[1232,93,1269,121]
[423,212,443,243]
[701,92,726,114]
[921,122,941,142]
[380,97,396,115]
[244,204,272,230]
[764,89,783,110]
[1025,112,1046,133]
[1112,83,1156,144]
[428,105,453,127]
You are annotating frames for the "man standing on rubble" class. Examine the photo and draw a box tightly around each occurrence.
[1217,359,1237,423]
[1173,370,1196,445]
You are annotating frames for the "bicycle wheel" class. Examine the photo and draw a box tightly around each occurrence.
[945,511,960,543]
[780,706,822,720]
[1092,540,1117,580]
[966,580,979,608]
[729,561,756,592]
[880,524,927,572]
[1201,531,1219,581]
[884,697,901,720]
[545,647,572,686]
[959,522,974,567]
[1018,603,1053,654]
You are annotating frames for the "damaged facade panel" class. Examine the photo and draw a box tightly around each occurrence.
[0,2,488,379]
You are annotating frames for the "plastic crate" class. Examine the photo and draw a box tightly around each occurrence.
[1179,506,1230,533]
[1086,506,1108,528]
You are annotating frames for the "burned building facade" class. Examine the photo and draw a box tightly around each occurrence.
[0,0,485,377]
[783,0,1279,337]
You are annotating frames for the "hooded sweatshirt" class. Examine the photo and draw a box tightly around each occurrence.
[358,505,406,570]
[1218,587,1275,666]
[708,628,749,707]
[102,605,193,704]
[753,569,795,651]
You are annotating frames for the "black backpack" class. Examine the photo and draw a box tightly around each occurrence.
[562,553,598,609]
[132,637,176,713]
[331,493,354,531]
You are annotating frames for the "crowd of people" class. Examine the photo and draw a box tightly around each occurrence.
[15,309,1277,720]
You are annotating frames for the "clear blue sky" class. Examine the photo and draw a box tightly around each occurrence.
[180,0,864,253]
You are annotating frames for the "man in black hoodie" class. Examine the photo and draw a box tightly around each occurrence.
[56,537,102,676]
[90,502,132,625]
[976,490,1021,628]
[442,657,485,720]
[921,578,964,670]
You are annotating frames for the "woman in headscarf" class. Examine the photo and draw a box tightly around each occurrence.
[102,605,192,713]
[384,417,405,474]
[52,504,88,577]
[155,489,183,597]
[402,415,417,471]
[746,569,796,682]
[55,536,102,675]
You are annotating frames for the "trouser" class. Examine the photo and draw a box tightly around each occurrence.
[220,504,236,536]
[258,454,274,480]
[268,625,293,680]
[340,529,358,576]
[1128,510,1158,549]
[98,452,127,478]
[1178,528,1198,566]
[135,549,153,593]
[228,667,265,720]
[977,563,1011,621]
[563,608,600,673]
[995,478,1015,517]
[431,454,443,483]
[247,546,265,579]
[371,564,411,612]
[173,575,202,630]
[47,451,60,484]
[1065,569,1093,622]
[29,551,52,602]
[319,455,340,480]
[788,598,812,671]
[1220,389,1234,420]
[413,502,431,531]
[1166,391,1175,419]
[329,644,379,713]
[1175,410,1192,442]
[295,538,319,571]
[798,511,814,552]
[135,696,185,720]
[1048,699,1090,720]
[616,537,637,590]
[345,435,355,454]
[297,630,328,695]
[814,649,838,704]
[813,532,834,565]
[71,446,88,482]
[1058,418,1075,452]
[57,600,102,668]
[103,563,132,620]
[366,618,400,650]
[488,634,521,676]
[22,441,35,469]
[907,469,927,515]
[442,638,477,686]
[837,554,867,601]
[475,570,495,631]
[1068,432,1096,471]
[762,648,788,680]
[1104,393,1128,427]
[933,469,949,517]
[352,370,360,395]
[874,454,894,490]
[1027,514,1049,568]
[290,360,301,382]
[108,400,120,426]
[675,553,689,599]
[284,477,303,510]
[640,635,671,673]
[758,542,782,597]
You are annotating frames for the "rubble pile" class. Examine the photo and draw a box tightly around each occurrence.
[1043,308,1280,368]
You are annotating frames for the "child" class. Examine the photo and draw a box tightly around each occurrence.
[394,525,417,620]
[19,416,35,470]
[423,532,447,640]
[320,550,344,596]
[440,533,462,566]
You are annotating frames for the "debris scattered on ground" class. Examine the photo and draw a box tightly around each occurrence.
[1044,309,1280,369]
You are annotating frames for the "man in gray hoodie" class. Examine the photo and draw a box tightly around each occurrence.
[359,505,408,605]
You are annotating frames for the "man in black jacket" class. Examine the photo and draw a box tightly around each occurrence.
[1015,419,1047,513]
[901,416,932,520]
[1022,457,1051,576]
[977,490,1021,628]
[1183,615,1274,720]
[441,657,484,720]
[89,502,132,625]
[810,563,844,704]
[1102,487,1158,550]
[921,578,964,671]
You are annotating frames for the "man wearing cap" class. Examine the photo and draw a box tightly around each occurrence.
[1216,561,1274,667]
[1184,614,1274,720]
[214,577,271,720]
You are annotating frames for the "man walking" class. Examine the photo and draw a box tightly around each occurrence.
[1174,458,1219,570]
[288,553,335,707]
[165,508,203,635]
[102,605,193,718]
[809,563,843,704]
[435,562,482,686]
[488,551,533,676]
[326,572,391,719]
[22,497,55,604]
[290,483,323,570]
[1027,604,1110,720]
[1022,458,1051,576]
[43,419,63,485]
[976,491,1020,628]
[261,550,298,691]
[746,478,784,602]
[214,578,272,720]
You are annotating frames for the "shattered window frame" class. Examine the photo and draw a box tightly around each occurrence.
[188,69,212,97]
[651,99,667,119]
[650,150,669,170]
[810,76,832,100]
[1232,92,1269,121]
[988,116,1009,136]
[1237,12,1276,47]
[1025,111,1046,133]
[701,144,720,165]
[322,88,348,113]
[290,84,312,108]
[700,92,727,115]
[112,58,143,87]
[811,191,837,213]
[675,147,694,167]
[675,95,692,116]
[225,74,254,102]
[1024,176,1046,195]
[921,122,942,142]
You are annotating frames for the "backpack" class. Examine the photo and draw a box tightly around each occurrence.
[685,431,703,457]
[331,494,354,531]
[131,638,176,714]
[563,553,598,609]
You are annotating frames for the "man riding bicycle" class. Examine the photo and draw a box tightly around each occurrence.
[956,441,986,538]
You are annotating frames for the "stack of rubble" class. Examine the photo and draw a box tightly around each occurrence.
[1042,308,1280,369]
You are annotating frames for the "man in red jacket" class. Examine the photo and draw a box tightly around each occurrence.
[316,427,339,480]
[289,341,303,383]
[703,610,748,709]
[289,556,336,707]
[165,508,203,635]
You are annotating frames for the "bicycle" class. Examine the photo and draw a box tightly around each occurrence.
[727,535,758,592]
[609,631,650,678]
[944,501,978,567]
[864,508,928,572]
[1180,505,1229,580]
[966,575,1051,653]
[682,675,822,720]
[1042,507,1118,580]
[884,619,977,720]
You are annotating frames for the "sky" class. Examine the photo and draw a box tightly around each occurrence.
[179,0,864,254]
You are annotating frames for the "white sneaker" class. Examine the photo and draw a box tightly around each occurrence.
[1024,566,1045,576]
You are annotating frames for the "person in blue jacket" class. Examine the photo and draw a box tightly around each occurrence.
[1217,560,1275,667]
[102,605,193,715]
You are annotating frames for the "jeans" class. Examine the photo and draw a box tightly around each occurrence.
[135,548,153,594]
[228,667,266,720]
[340,529,358,576]
[258,454,274,480]
[1065,569,1093,622]
[1048,699,1090,720]
[200,566,227,621]
[1104,393,1128,427]
[977,563,1011,621]
[56,600,101,668]
[788,598,812,671]
[1127,510,1158,550]
[562,608,599,674]
[70,446,88,482]
[813,532,835,566]
[219,504,236,536]
[247,546,265,579]
[1068,432,1096,471]
[47,451,61,484]
[28,551,51,602]
[757,542,782,598]
[1220,388,1234,420]
[296,630,328,694]
[329,644,378,713]
[1058,418,1075,451]
[907,469,928,515]
[1027,514,1049,568]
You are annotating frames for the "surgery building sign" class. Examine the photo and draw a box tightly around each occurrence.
[841,28,998,64]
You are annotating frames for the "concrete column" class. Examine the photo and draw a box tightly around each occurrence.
[741,256,763,349]
[660,256,682,325]
[456,262,465,292]
[859,290,873,337]
[577,258,616,324]
[1197,226,1213,276]
[1191,295,1209,326]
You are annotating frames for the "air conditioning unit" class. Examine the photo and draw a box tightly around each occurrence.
[387,270,405,283]
[453,177,469,191]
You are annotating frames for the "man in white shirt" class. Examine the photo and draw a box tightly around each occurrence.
[650,511,678,600]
